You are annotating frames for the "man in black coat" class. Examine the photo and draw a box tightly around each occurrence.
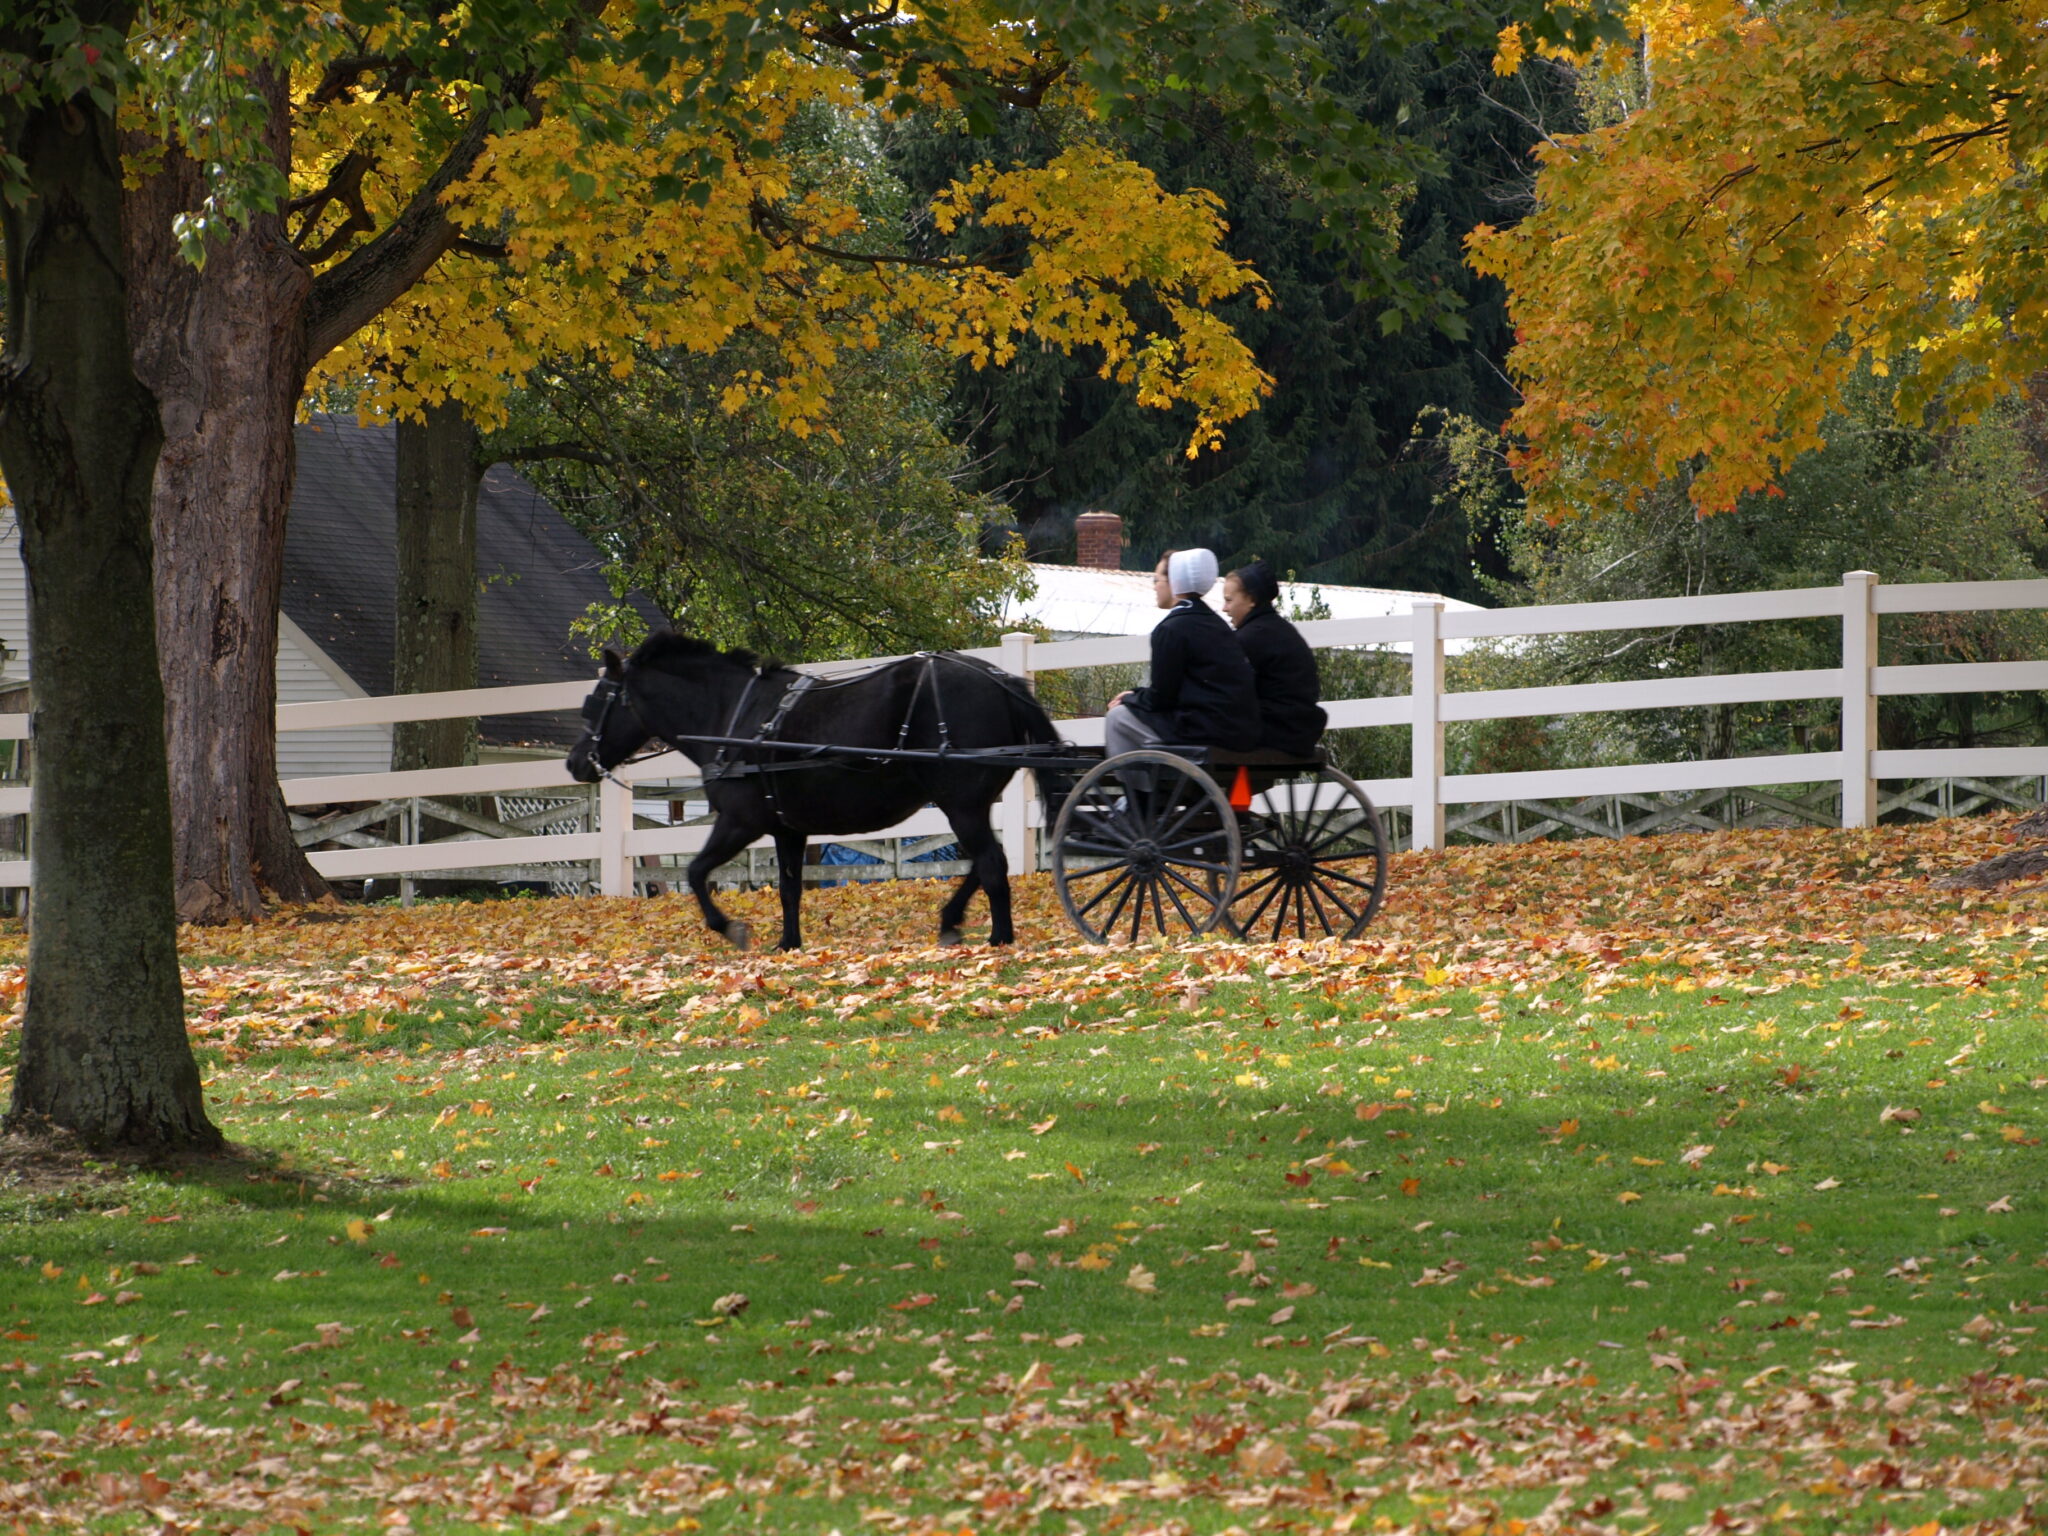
[1104,548,1261,757]
[1221,561,1327,756]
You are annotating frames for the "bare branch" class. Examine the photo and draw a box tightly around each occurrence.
[289,150,377,263]
[303,75,537,364]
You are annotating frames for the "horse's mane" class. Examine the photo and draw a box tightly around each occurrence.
[630,630,788,678]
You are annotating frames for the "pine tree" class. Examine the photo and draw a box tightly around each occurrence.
[890,25,1578,599]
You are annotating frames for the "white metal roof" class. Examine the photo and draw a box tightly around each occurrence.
[1002,562,1482,640]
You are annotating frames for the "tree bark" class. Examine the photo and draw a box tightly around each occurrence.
[393,400,482,772]
[0,16,219,1148]
[124,68,328,923]
[118,70,518,924]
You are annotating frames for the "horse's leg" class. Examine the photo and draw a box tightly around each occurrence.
[688,814,762,951]
[772,829,807,951]
[937,866,981,947]
[948,800,1015,946]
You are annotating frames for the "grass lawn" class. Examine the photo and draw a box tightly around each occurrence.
[3,815,2046,1535]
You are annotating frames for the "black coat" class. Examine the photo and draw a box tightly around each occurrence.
[1125,600,1262,751]
[1234,604,1326,756]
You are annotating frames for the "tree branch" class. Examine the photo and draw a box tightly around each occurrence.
[302,74,536,365]
[289,150,377,264]
[748,194,1016,273]
[485,441,614,468]
[308,54,415,106]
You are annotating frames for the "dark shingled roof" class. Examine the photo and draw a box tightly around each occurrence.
[284,414,667,748]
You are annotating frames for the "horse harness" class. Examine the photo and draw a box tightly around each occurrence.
[703,652,1003,806]
[703,670,821,818]
[584,650,1032,816]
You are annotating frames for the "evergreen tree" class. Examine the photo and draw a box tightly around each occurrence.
[889,27,1576,600]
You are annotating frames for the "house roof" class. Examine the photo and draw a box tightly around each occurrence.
[285,415,665,747]
[1003,562,1481,640]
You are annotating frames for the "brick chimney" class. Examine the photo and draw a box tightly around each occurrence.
[1074,511,1123,570]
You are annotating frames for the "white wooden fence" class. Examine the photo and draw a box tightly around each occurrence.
[0,570,2043,893]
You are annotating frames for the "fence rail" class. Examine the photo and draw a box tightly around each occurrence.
[0,570,2042,893]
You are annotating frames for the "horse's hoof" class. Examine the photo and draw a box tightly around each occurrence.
[939,927,965,947]
[723,921,751,951]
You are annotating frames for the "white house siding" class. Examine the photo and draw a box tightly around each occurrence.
[0,519,392,780]
[274,614,393,780]
[0,517,26,691]
[1002,563,1482,640]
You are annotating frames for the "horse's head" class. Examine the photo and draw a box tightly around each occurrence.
[566,648,652,784]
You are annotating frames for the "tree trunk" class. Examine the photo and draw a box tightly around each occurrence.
[393,400,482,772]
[117,67,506,924]
[124,68,328,924]
[0,34,220,1148]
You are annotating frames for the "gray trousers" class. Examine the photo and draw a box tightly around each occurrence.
[1103,701,1170,759]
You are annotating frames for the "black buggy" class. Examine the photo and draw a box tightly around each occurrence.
[1038,744,1388,945]
[569,636,1388,949]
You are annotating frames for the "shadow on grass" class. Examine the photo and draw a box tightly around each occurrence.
[0,1120,413,1220]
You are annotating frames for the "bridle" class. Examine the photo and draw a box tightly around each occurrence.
[576,675,666,789]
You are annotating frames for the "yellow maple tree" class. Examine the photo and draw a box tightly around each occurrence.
[295,30,1271,454]
[1468,0,2048,516]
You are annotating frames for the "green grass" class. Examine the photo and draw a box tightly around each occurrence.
[3,911,2047,1532]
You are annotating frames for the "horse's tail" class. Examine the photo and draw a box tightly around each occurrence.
[998,671,1061,749]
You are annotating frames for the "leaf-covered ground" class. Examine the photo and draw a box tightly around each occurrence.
[3,816,2047,1535]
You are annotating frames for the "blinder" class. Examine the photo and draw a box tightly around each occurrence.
[580,676,621,729]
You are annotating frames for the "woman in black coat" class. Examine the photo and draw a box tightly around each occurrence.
[1103,548,1261,757]
[1221,562,1327,756]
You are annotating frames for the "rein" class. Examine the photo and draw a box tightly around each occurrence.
[581,676,668,790]
[580,649,1054,796]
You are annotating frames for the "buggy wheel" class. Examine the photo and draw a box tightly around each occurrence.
[1051,750,1241,945]
[1230,763,1388,942]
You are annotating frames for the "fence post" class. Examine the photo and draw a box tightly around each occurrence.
[1841,571,1879,828]
[398,797,417,907]
[1410,599,1445,851]
[998,630,1036,873]
[598,773,634,896]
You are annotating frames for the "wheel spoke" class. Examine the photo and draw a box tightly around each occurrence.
[1155,828,1230,858]
[1306,817,1372,856]
[1073,867,1136,918]
[1072,802,1140,837]
[1118,790,1159,842]
[1063,834,1140,857]
[1231,869,1280,905]
[1299,782,1343,852]
[1310,864,1383,896]
[1162,862,1224,913]
[1159,872,1206,932]
[1307,872,1362,922]
[1236,875,1288,940]
[1152,786,1209,847]
[1152,853,1236,875]
[1302,877,1347,935]
[1277,774,1310,847]
[1128,878,1151,944]
[1097,871,1140,940]
[1291,882,1310,941]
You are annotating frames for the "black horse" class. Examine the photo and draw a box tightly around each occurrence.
[566,632,1060,950]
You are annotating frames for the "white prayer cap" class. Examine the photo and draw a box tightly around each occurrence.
[1167,547,1219,597]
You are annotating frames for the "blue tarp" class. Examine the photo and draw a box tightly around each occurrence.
[813,841,961,885]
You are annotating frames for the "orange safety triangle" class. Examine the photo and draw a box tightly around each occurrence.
[1228,765,1253,811]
